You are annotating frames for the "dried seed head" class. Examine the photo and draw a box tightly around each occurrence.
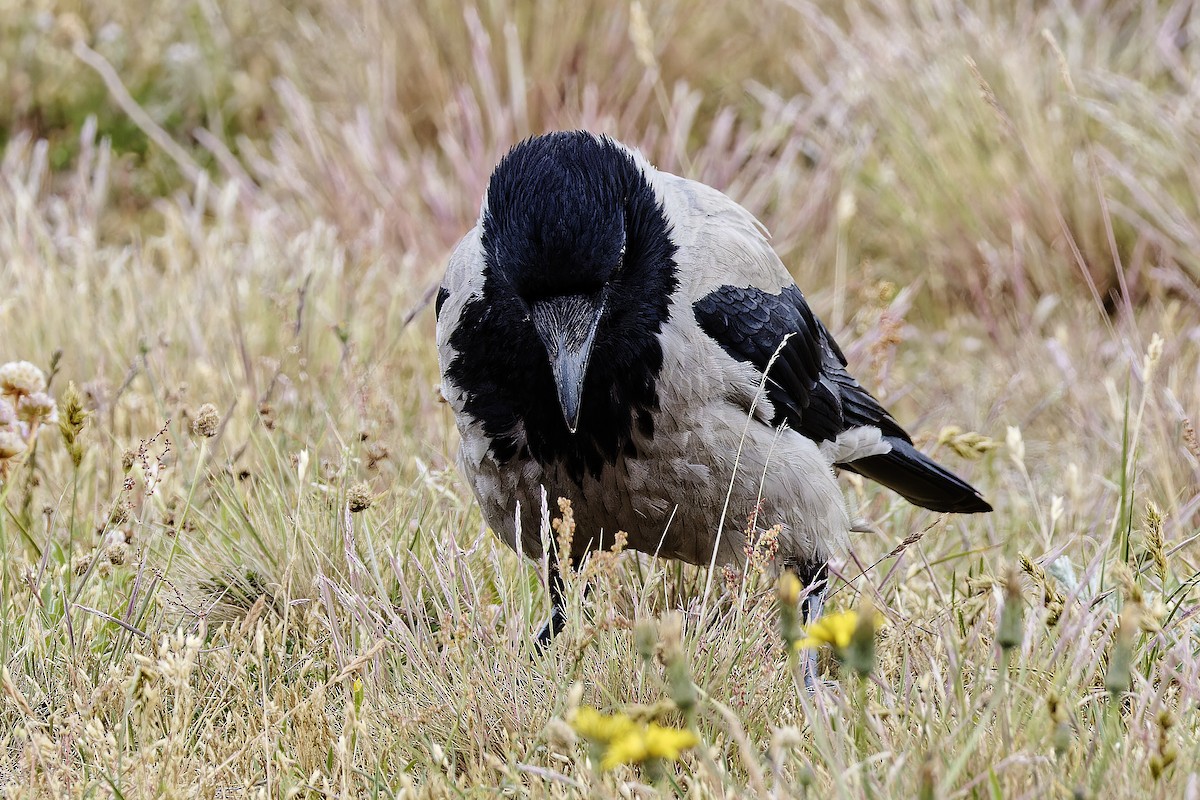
[1019,553,1066,626]
[17,392,58,424]
[551,497,577,571]
[937,425,1000,460]
[258,401,276,430]
[1183,418,1199,459]
[347,481,373,513]
[0,430,26,460]
[0,361,47,398]
[192,403,220,438]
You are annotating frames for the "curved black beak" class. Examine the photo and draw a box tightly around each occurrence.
[530,293,605,433]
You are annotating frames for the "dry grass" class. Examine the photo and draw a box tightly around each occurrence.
[2,0,1200,796]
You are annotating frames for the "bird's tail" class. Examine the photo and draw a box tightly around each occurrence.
[841,436,992,513]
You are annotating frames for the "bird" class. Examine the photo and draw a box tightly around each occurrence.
[435,131,990,663]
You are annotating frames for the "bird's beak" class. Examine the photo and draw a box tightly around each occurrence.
[530,293,606,433]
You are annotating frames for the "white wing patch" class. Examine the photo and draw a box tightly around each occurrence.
[819,426,892,465]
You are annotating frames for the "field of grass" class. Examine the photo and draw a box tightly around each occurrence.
[2,0,1200,796]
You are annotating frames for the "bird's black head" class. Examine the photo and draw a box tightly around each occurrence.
[448,131,678,481]
[483,133,631,302]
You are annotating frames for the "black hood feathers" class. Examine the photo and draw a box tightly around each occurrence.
[446,132,679,482]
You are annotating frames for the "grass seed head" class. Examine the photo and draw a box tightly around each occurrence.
[1144,502,1167,585]
[937,425,1000,460]
[58,381,88,467]
[1151,708,1179,779]
[1019,554,1065,626]
[628,2,657,72]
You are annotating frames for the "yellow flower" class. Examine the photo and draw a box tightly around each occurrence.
[795,609,859,651]
[570,706,698,770]
[572,706,637,741]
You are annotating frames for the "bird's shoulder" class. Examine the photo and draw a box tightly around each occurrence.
[656,172,794,299]
[652,172,909,448]
[435,226,486,345]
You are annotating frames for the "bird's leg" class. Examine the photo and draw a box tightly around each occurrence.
[535,552,568,650]
[792,559,829,691]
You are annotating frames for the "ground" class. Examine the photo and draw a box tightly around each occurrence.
[1,1,1199,797]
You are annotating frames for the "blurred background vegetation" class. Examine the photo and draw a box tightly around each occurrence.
[5,0,1199,320]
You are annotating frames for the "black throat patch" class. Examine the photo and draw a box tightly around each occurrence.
[446,133,678,483]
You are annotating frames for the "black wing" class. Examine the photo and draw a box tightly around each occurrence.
[693,284,990,513]
[693,284,904,443]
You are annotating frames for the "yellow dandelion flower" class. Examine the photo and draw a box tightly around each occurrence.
[601,728,650,770]
[570,706,697,770]
[795,609,860,651]
[571,706,638,742]
[642,724,698,762]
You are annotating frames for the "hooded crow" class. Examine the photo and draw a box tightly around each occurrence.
[436,131,990,652]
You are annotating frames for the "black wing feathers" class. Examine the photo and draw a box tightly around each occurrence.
[693,284,990,514]
[694,285,900,445]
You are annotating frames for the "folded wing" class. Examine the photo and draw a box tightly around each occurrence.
[693,284,991,514]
